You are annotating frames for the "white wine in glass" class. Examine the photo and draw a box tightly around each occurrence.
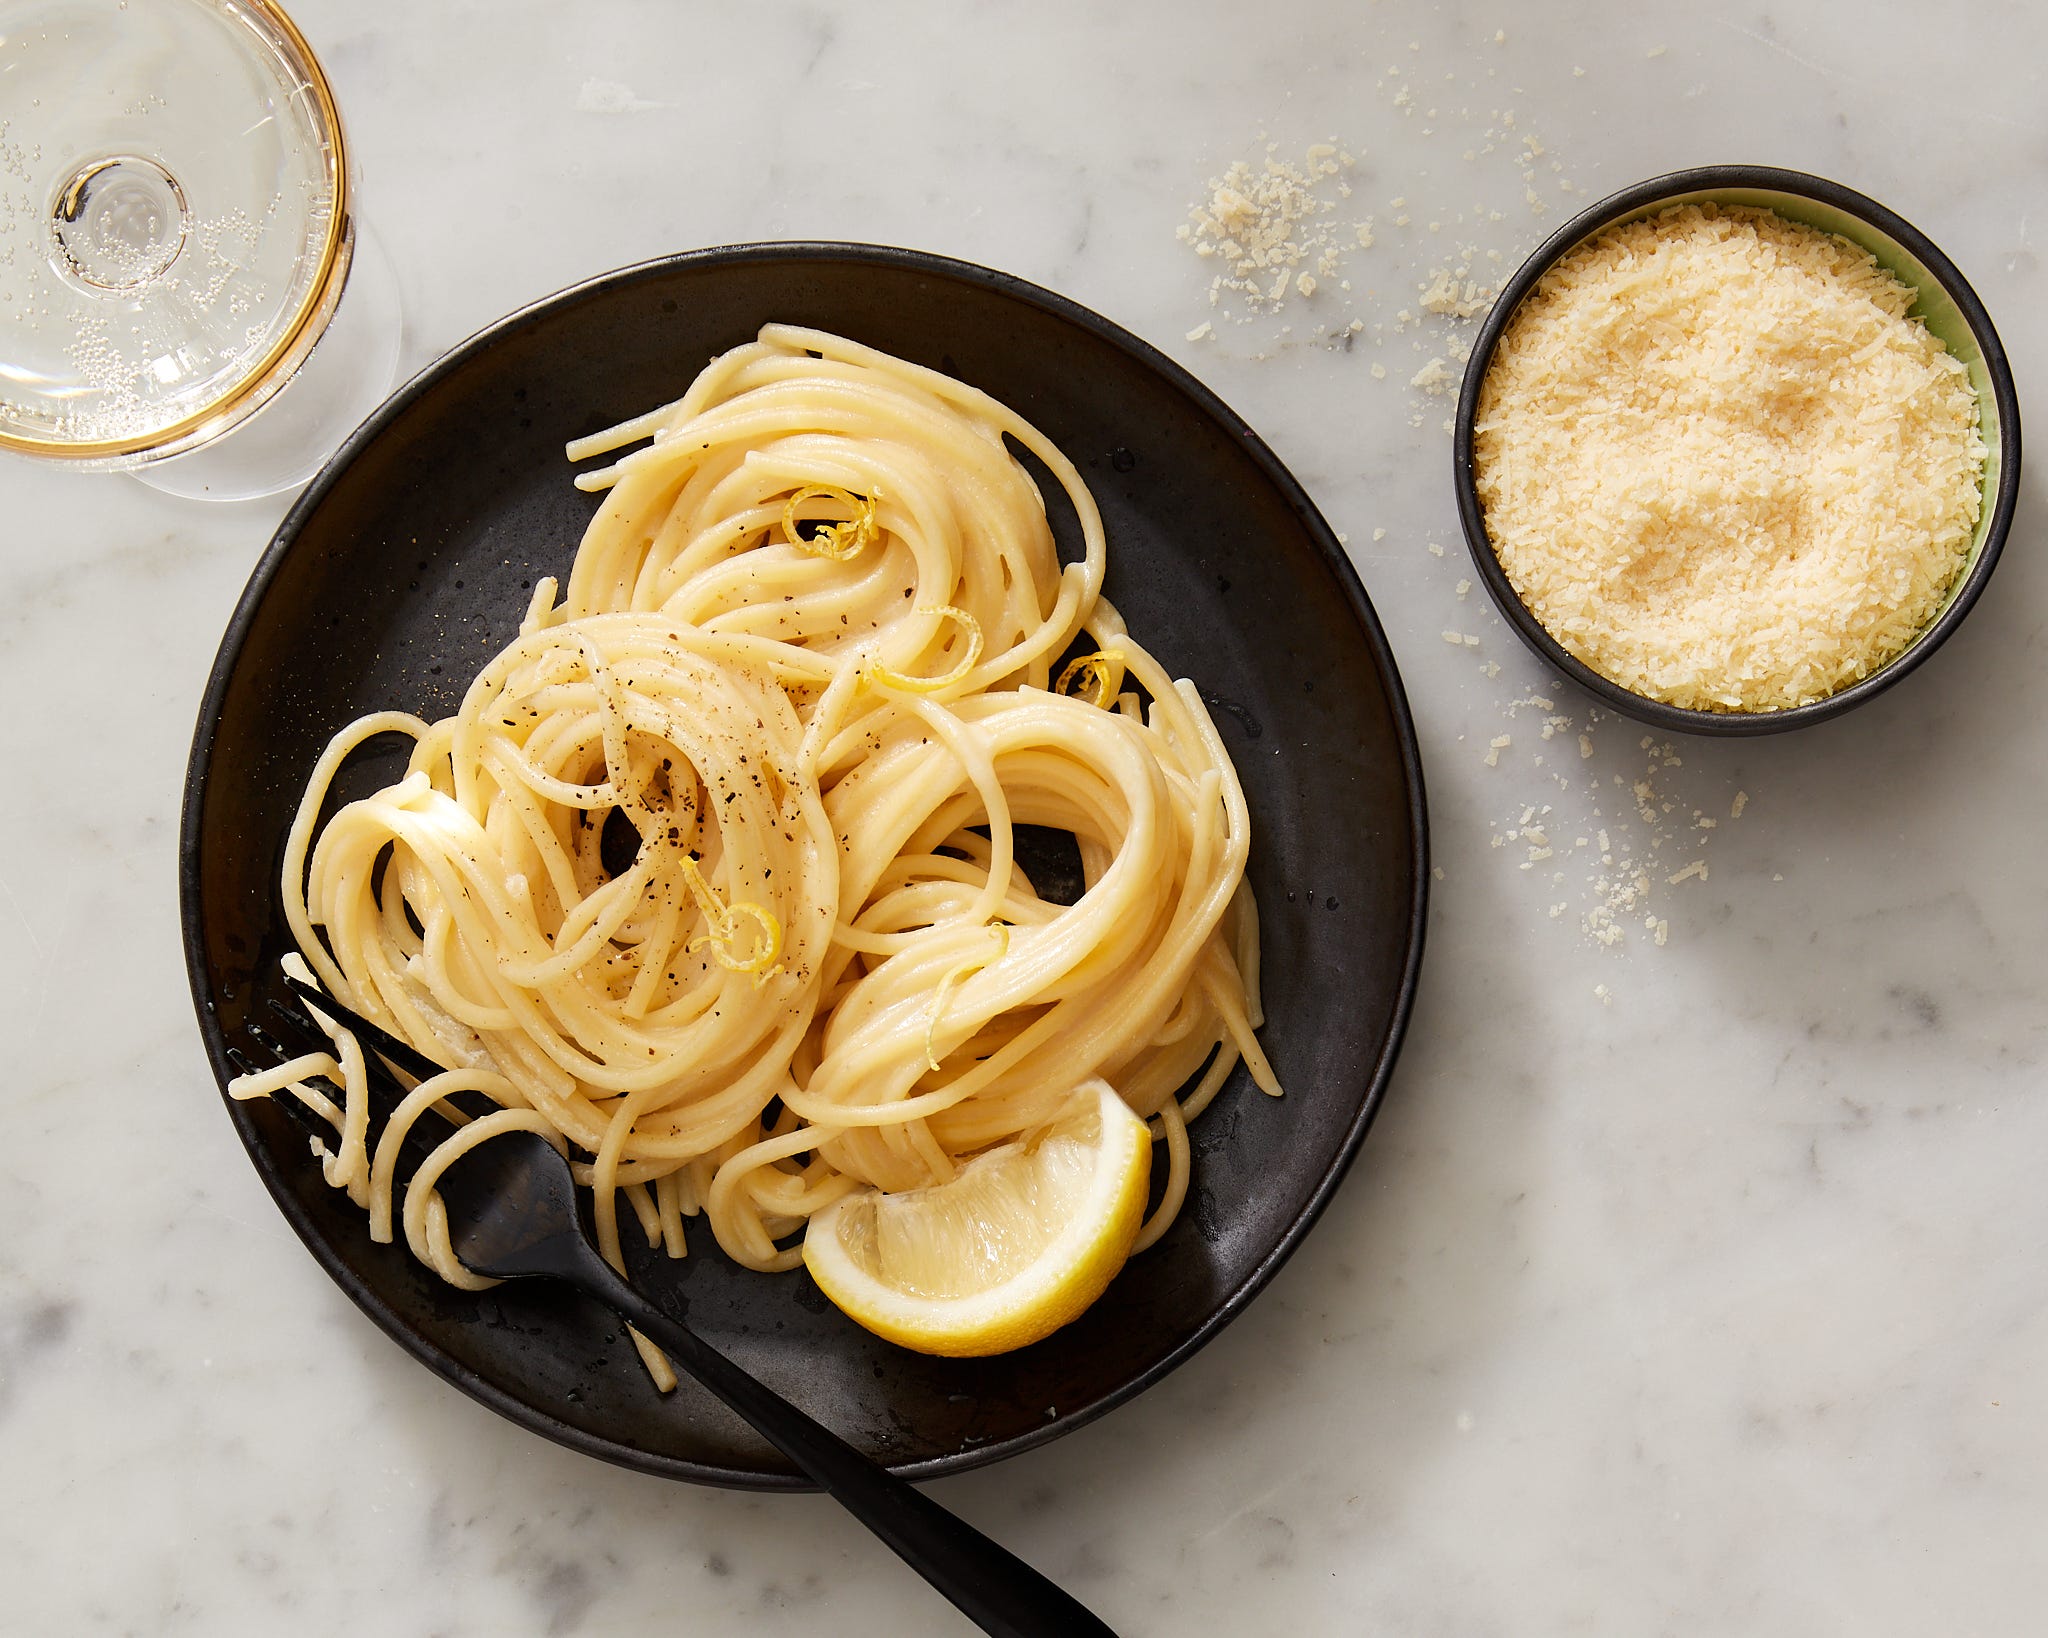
[0,0,399,499]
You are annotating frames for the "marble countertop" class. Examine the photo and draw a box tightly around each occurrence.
[6,1,2044,1632]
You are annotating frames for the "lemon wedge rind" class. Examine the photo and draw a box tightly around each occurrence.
[801,1079,1150,1357]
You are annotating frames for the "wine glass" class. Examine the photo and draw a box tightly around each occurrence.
[0,0,400,500]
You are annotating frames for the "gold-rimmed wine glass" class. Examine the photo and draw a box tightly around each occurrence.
[0,0,400,499]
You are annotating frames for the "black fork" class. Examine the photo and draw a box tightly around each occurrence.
[233,979,1118,1638]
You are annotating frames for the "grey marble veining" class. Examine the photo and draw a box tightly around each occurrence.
[4,2,2044,1633]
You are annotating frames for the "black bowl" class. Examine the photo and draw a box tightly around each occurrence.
[1453,163,2022,736]
[181,244,1428,1489]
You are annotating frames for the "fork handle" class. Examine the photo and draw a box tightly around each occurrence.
[573,1264,1119,1638]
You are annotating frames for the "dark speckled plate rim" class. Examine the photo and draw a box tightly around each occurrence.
[1451,163,2024,738]
[179,241,1430,1488]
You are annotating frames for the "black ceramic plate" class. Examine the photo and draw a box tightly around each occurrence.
[181,244,1427,1489]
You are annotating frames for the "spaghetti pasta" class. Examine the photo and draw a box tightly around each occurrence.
[232,325,1278,1358]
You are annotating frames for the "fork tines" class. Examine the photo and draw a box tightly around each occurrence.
[234,990,446,1179]
[281,975,444,1083]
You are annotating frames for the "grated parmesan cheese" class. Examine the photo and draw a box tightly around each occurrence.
[1473,205,1986,712]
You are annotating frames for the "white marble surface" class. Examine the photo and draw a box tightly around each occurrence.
[5,1,2045,1632]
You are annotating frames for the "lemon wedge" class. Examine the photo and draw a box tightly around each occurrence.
[802,1080,1151,1356]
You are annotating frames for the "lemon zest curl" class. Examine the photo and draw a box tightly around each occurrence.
[1054,649,1127,710]
[923,924,1011,1073]
[678,855,784,982]
[780,485,879,562]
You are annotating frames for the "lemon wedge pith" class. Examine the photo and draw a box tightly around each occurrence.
[801,1080,1151,1357]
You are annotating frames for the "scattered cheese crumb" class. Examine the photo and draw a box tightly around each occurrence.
[576,77,667,114]
[1731,790,1749,819]
[1419,268,1495,319]
[1185,321,1213,342]
[1180,148,1357,317]
[1666,861,1709,886]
